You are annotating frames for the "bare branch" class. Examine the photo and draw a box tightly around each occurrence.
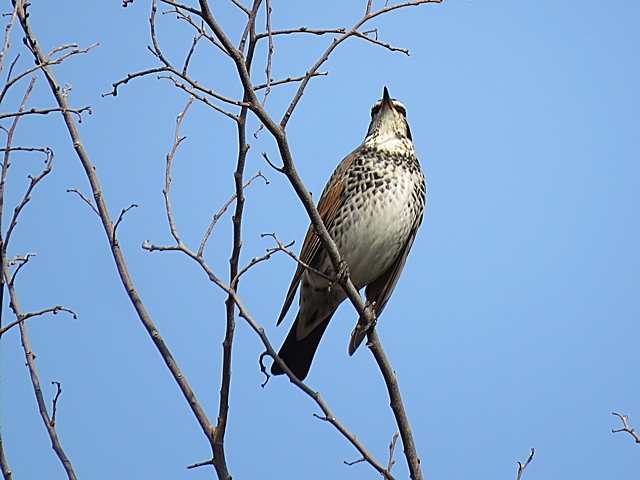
[22,305,77,322]
[198,170,268,257]
[251,0,274,138]
[148,0,245,110]
[15,1,217,467]
[0,1,19,76]
[1,77,54,252]
[163,95,194,246]
[49,381,62,427]
[181,31,204,75]
[365,0,374,15]
[229,0,252,16]
[0,304,77,338]
[163,6,227,55]
[255,26,346,40]
[112,203,139,243]
[0,433,13,480]
[186,458,215,469]
[258,232,333,282]
[5,147,54,248]
[280,0,441,127]
[260,151,283,173]
[314,414,395,480]
[253,71,328,91]
[0,146,50,154]
[516,448,535,480]
[353,29,409,55]
[612,412,640,444]
[0,105,92,122]
[1,39,97,105]
[66,188,99,215]
[158,74,239,121]
[343,456,366,467]
[261,0,274,104]
[160,0,203,17]
[366,328,422,479]
[387,431,399,474]
[103,66,168,97]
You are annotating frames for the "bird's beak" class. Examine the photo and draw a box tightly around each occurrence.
[381,86,393,111]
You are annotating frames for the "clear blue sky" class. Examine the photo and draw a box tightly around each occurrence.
[1,1,639,479]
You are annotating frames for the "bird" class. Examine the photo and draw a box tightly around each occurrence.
[271,87,426,381]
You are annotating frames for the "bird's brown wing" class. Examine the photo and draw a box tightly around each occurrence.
[276,148,361,326]
[348,216,422,355]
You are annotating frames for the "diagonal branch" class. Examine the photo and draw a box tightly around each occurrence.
[516,448,535,480]
[14,0,217,463]
[0,105,91,122]
[0,433,12,480]
[612,412,640,444]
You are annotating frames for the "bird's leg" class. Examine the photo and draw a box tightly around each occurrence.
[327,258,350,292]
[362,300,377,331]
[334,258,350,286]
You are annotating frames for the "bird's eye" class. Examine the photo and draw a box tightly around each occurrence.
[395,104,406,117]
[370,105,381,117]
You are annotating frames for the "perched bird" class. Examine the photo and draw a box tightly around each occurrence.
[271,87,426,380]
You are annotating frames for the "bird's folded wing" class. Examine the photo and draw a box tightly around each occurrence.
[276,174,348,325]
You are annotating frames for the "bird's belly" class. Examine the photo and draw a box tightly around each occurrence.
[330,174,416,288]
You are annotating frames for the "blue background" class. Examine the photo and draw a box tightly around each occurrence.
[1,1,639,479]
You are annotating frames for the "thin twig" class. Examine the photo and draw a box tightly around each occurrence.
[254,26,346,40]
[0,105,91,122]
[252,0,274,137]
[112,203,139,243]
[49,381,62,427]
[186,458,215,469]
[229,0,252,16]
[157,74,239,121]
[612,412,640,444]
[353,30,409,55]
[161,0,203,17]
[253,71,328,91]
[280,0,441,128]
[0,305,77,337]
[343,456,366,466]
[103,66,168,97]
[0,1,19,76]
[516,448,535,480]
[181,31,204,75]
[259,232,333,282]
[0,433,12,480]
[163,95,194,246]
[3,78,54,250]
[260,151,283,173]
[198,170,268,257]
[163,5,227,55]
[66,188,99,215]
[6,253,34,289]
[0,146,50,154]
[387,431,399,475]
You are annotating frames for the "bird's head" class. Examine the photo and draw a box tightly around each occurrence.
[365,87,413,148]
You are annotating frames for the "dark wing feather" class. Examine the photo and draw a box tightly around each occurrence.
[276,148,361,326]
[348,219,421,355]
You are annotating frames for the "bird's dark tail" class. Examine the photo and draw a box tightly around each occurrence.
[271,314,332,381]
